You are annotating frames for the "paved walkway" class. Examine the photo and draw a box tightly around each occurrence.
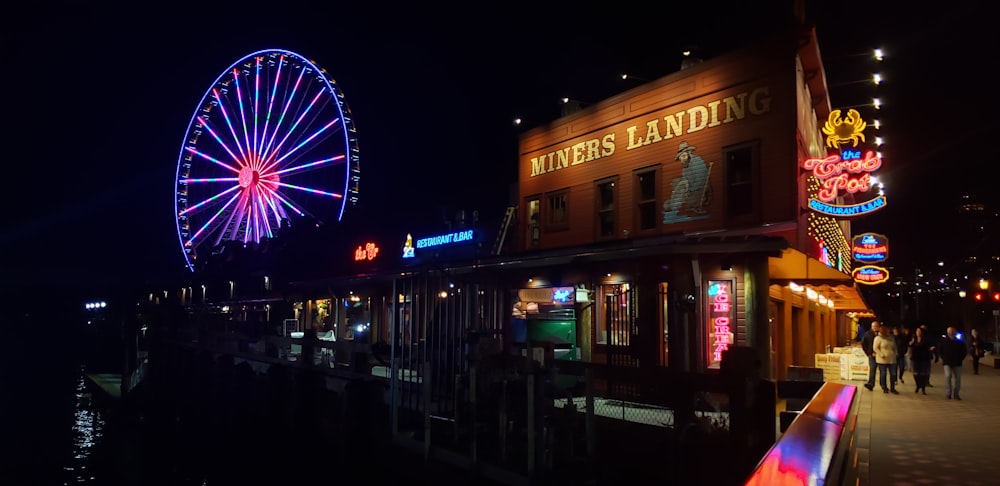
[844,354,1000,486]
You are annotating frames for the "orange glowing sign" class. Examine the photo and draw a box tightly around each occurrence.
[354,242,380,262]
[852,265,889,285]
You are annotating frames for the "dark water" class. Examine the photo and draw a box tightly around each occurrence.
[0,318,479,486]
[3,327,110,486]
[1,326,177,486]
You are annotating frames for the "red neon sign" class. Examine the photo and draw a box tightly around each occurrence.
[354,242,380,261]
[706,279,734,369]
[803,150,882,202]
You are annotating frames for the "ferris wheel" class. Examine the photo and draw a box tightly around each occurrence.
[174,48,359,272]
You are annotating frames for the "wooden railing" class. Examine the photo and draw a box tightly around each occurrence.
[744,382,860,486]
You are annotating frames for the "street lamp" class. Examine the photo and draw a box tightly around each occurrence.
[979,278,989,290]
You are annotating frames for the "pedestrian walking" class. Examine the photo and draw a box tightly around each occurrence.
[909,326,935,395]
[874,325,899,394]
[861,321,881,391]
[919,324,935,387]
[902,327,913,377]
[938,326,967,400]
[968,328,985,375]
[893,326,908,384]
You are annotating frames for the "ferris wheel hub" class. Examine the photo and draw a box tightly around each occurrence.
[238,166,259,188]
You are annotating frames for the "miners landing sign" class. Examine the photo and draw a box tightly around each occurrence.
[528,87,771,178]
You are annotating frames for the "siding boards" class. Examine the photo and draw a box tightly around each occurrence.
[518,36,798,252]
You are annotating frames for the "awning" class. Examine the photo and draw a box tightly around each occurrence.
[768,248,871,311]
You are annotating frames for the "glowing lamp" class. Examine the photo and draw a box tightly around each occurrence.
[975,293,983,301]
[994,292,1000,302]
[979,279,990,290]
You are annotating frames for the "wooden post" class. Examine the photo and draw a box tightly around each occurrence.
[454,373,461,443]
[470,366,478,464]
[390,357,399,437]
[424,361,431,460]
[499,378,507,463]
[585,367,595,458]
[527,373,535,473]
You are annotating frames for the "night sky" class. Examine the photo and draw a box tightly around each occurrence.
[2,1,994,305]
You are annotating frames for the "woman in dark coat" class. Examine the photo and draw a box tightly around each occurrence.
[909,326,936,394]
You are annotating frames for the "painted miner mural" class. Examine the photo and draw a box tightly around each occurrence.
[663,140,713,224]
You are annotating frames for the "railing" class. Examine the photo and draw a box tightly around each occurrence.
[390,352,778,485]
[159,327,858,485]
[744,382,860,486]
[158,327,384,384]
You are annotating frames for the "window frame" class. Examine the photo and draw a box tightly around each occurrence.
[525,195,541,248]
[595,176,618,239]
[545,188,570,232]
[723,140,760,223]
[633,165,660,233]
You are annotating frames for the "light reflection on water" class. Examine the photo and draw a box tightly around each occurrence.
[63,370,104,484]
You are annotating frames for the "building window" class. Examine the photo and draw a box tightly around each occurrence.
[546,189,569,231]
[635,168,659,231]
[596,177,617,238]
[526,196,540,248]
[725,142,758,217]
[596,283,634,345]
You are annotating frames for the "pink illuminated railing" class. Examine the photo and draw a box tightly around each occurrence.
[744,382,860,486]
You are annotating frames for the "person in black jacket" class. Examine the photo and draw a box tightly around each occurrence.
[918,324,935,387]
[968,328,986,375]
[892,326,908,384]
[861,321,881,391]
[909,326,936,394]
[937,326,968,400]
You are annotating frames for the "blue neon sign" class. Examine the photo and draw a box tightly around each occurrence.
[808,195,887,217]
[402,229,478,259]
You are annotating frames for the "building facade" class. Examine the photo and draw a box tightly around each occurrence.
[508,28,873,379]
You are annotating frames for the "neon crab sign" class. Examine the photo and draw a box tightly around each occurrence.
[803,109,887,217]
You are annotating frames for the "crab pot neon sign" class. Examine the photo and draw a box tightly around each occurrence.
[805,109,888,217]
[852,233,889,263]
[803,150,881,202]
[852,265,890,285]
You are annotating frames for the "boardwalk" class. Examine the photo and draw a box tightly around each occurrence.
[847,355,1000,486]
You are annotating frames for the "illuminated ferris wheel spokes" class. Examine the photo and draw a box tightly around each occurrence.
[175,48,360,272]
[205,60,345,189]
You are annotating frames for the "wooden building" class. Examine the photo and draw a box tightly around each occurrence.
[507,27,875,379]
